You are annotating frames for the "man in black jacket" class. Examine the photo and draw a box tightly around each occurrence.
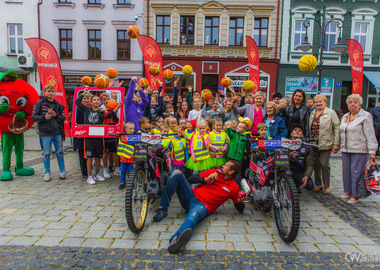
[370,100,380,155]
[31,85,66,182]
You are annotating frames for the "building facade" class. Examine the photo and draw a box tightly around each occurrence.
[0,0,40,91]
[39,0,144,98]
[144,0,282,99]
[279,0,380,111]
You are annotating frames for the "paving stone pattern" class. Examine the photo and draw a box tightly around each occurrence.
[1,147,380,268]
[0,245,379,269]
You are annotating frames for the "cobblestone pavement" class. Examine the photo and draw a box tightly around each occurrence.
[1,142,380,268]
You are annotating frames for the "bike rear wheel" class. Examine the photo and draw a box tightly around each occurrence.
[125,166,149,233]
[273,171,300,243]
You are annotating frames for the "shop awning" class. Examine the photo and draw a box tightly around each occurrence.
[364,71,380,90]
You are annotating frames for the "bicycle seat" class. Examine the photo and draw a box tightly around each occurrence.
[151,144,165,156]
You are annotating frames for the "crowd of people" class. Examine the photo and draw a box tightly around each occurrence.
[31,77,378,206]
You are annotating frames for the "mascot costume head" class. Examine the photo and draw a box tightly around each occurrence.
[0,70,39,180]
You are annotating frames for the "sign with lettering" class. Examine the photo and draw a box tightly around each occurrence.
[285,77,334,94]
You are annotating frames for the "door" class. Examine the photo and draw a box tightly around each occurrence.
[202,74,218,92]
[341,81,352,114]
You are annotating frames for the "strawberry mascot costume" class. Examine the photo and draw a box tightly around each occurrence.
[0,70,39,180]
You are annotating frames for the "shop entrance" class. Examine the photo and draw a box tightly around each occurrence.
[341,81,352,114]
[202,74,218,93]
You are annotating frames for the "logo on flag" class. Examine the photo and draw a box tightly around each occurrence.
[250,48,256,63]
[145,44,156,61]
[38,47,51,62]
[353,49,360,65]
[46,75,58,89]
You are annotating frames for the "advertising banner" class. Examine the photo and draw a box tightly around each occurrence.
[71,87,125,138]
[245,36,260,92]
[137,35,165,94]
[285,77,334,94]
[25,38,71,137]
[347,39,364,96]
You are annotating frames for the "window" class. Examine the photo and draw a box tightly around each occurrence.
[323,22,339,52]
[88,0,101,4]
[88,29,101,60]
[180,16,195,45]
[58,0,72,3]
[59,29,73,59]
[293,21,308,50]
[205,17,219,45]
[354,23,368,53]
[156,15,170,44]
[254,18,268,47]
[117,30,130,60]
[117,0,131,4]
[8,24,23,55]
[229,18,244,46]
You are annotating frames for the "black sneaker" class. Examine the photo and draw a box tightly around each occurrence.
[168,228,193,254]
[118,182,126,190]
[153,207,168,222]
[234,202,245,213]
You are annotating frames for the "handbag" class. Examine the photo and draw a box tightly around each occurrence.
[365,159,380,195]
[357,159,372,199]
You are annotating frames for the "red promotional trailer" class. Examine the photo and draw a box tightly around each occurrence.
[71,87,125,138]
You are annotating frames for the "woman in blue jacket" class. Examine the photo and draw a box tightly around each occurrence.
[264,101,287,138]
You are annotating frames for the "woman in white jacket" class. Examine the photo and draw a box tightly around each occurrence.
[340,94,378,204]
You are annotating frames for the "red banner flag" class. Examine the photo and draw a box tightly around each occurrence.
[25,38,71,137]
[347,39,364,96]
[137,35,165,93]
[246,36,260,92]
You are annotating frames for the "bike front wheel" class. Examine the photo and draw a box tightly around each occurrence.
[125,166,149,233]
[273,171,300,243]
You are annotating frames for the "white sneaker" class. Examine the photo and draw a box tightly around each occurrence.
[114,167,121,175]
[87,175,96,185]
[44,173,51,182]
[103,169,111,179]
[59,172,66,179]
[94,173,105,182]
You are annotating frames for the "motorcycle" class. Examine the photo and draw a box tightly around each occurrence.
[111,132,175,233]
[240,137,315,243]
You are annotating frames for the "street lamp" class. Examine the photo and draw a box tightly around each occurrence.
[295,6,347,94]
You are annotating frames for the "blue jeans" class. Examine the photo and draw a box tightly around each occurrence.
[120,162,134,182]
[160,170,209,240]
[41,135,65,174]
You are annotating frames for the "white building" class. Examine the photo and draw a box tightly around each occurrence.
[39,0,144,96]
[0,0,40,92]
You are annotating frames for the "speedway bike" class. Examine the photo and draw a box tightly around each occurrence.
[111,132,175,233]
[240,137,315,243]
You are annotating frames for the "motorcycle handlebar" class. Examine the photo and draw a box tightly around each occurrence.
[240,137,317,142]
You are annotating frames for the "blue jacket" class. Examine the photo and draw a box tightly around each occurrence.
[264,115,288,138]
[124,80,149,132]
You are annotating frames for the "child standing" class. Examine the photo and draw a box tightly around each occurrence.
[188,97,203,121]
[139,117,152,133]
[185,120,213,173]
[251,123,272,150]
[167,126,188,170]
[209,118,229,168]
[117,122,135,190]
[165,117,177,133]
[75,89,115,184]
[184,120,197,147]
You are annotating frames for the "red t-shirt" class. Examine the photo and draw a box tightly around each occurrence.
[193,169,240,214]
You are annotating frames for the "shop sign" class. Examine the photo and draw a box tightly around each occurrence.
[63,75,85,84]
[230,76,268,90]
[285,77,334,94]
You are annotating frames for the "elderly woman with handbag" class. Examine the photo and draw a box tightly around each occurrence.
[309,94,340,194]
[340,94,378,204]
